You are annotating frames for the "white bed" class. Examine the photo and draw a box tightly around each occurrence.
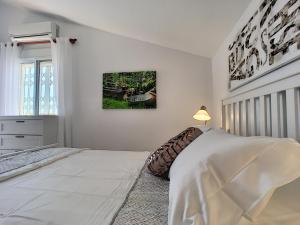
[167,70,300,225]
[221,70,300,225]
[0,134,299,225]
[0,149,149,225]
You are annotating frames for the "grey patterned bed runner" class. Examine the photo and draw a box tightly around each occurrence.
[112,167,169,225]
[0,148,78,174]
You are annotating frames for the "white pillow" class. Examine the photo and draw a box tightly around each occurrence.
[168,130,300,225]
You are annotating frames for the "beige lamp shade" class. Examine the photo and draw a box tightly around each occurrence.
[193,106,211,121]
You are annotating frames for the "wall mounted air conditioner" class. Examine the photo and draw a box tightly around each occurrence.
[9,21,58,43]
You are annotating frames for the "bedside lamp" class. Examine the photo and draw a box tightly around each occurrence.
[193,106,211,125]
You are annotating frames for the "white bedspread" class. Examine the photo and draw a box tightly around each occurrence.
[0,149,149,225]
[168,129,300,225]
[238,177,300,225]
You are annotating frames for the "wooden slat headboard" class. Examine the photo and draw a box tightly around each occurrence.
[222,74,300,142]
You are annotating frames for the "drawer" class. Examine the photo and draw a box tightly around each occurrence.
[0,120,43,135]
[0,135,43,150]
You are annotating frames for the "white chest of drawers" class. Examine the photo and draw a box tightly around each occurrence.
[0,116,58,151]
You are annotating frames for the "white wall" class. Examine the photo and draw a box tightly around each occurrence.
[211,0,300,128]
[0,2,213,151]
[0,3,51,41]
[212,0,261,128]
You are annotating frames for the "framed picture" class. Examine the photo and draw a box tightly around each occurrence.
[228,0,300,91]
[102,71,157,109]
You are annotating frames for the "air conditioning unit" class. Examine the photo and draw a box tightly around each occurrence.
[9,22,58,43]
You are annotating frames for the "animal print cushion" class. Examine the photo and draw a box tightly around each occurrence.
[146,127,202,178]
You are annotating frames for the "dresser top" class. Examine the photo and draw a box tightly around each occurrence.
[0,115,58,120]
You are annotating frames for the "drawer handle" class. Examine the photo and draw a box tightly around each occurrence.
[0,123,3,132]
[15,135,25,138]
[16,120,25,123]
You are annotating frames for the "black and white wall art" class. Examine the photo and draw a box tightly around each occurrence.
[228,0,300,90]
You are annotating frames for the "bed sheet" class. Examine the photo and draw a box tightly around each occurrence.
[0,150,149,225]
[238,178,300,225]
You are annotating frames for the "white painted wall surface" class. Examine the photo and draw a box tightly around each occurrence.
[0,2,213,151]
[211,0,300,128]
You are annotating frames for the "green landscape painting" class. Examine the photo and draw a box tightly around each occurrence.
[103,71,157,109]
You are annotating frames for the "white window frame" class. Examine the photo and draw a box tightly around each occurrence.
[20,58,56,115]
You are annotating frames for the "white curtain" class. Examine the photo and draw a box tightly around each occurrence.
[0,43,20,116]
[51,38,73,147]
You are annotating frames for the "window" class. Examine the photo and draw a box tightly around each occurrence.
[39,61,57,115]
[19,60,57,115]
[20,63,35,115]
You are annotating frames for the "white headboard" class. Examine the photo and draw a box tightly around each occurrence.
[222,73,300,142]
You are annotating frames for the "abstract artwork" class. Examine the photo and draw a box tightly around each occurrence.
[228,0,300,90]
[103,71,156,109]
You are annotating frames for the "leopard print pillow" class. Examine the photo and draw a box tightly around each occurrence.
[146,127,202,178]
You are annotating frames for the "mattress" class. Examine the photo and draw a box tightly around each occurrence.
[0,149,149,225]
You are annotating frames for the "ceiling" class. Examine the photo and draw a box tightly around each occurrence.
[2,0,250,58]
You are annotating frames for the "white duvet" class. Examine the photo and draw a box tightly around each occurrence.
[0,149,149,225]
[168,129,300,225]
